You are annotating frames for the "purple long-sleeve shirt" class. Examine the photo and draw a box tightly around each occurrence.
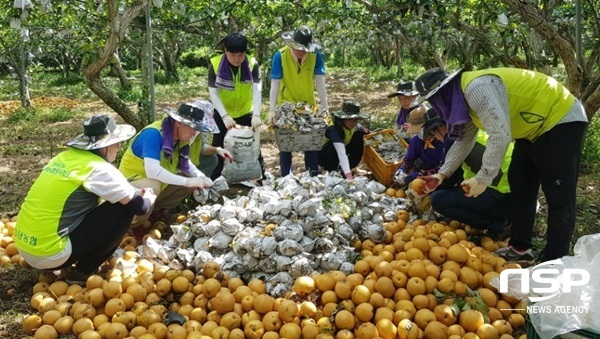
[400,135,449,173]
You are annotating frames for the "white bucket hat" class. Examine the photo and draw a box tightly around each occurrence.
[163,101,219,133]
[66,115,135,150]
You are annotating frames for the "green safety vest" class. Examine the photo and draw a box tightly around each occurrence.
[119,119,189,190]
[461,68,575,141]
[189,136,204,167]
[277,46,317,105]
[462,130,513,193]
[210,54,256,118]
[15,148,104,256]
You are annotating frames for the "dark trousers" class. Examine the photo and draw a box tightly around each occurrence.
[211,111,265,180]
[318,132,365,172]
[430,186,511,231]
[280,151,319,177]
[439,168,464,190]
[59,202,134,274]
[508,122,586,261]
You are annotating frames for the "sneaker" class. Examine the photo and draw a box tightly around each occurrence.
[65,269,89,285]
[495,246,536,266]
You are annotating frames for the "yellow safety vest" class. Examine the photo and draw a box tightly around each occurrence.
[210,54,256,118]
[277,46,317,105]
[462,130,513,193]
[16,148,103,256]
[461,68,575,141]
[119,119,189,190]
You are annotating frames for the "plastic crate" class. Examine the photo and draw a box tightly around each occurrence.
[527,313,600,338]
[274,127,325,152]
[363,129,404,187]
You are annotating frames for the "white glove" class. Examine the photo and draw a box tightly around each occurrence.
[215,147,233,163]
[251,115,263,129]
[267,111,276,125]
[140,188,157,206]
[422,173,445,194]
[185,176,214,189]
[222,115,236,129]
[461,177,487,197]
[394,168,408,186]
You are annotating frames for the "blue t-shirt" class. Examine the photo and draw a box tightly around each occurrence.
[270,51,326,79]
[130,129,163,161]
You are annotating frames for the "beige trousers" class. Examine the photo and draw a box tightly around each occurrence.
[130,178,194,227]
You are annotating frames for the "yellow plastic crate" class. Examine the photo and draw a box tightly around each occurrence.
[363,129,405,186]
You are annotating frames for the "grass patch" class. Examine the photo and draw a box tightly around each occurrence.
[7,106,84,124]
[0,78,21,101]
[581,114,600,173]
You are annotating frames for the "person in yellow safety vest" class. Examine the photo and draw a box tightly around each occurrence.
[15,115,157,284]
[268,26,328,177]
[119,102,229,238]
[208,32,264,180]
[429,129,513,241]
[318,101,371,180]
[416,67,588,264]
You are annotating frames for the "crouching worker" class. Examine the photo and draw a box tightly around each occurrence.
[318,101,370,180]
[395,108,455,187]
[15,115,157,283]
[428,129,513,241]
[119,102,215,234]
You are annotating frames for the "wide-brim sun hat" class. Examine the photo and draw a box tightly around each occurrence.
[406,106,428,134]
[66,115,136,150]
[164,101,219,133]
[423,113,446,137]
[281,26,322,53]
[415,68,463,103]
[332,100,369,120]
[387,81,419,98]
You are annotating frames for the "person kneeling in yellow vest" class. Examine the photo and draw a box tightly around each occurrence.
[15,115,157,283]
[119,101,231,233]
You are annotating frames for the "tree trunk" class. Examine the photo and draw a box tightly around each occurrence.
[18,41,31,108]
[455,22,513,67]
[529,30,551,74]
[163,47,179,81]
[501,0,600,119]
[395,37,402,77]
[341,40,346,69]
[110,51,131,90]
[86,75,141,127]
[18,71,31,108]
[82,0,147,130]
[500,0,582,96]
